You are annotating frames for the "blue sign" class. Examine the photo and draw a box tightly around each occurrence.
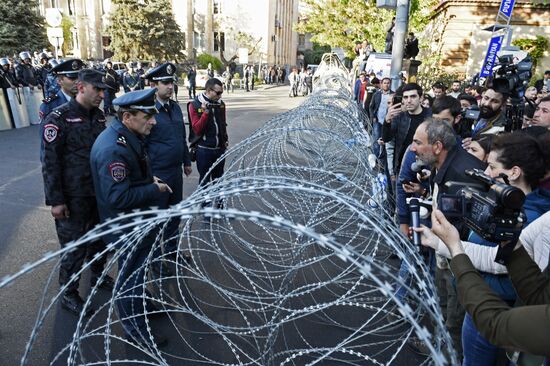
[480,36,503,77]
[499,0,516,18]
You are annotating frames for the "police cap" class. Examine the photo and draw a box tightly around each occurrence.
[78,68,110,89]
[52,59,85,78]
[144,62,177,81]
[113,88,158,115]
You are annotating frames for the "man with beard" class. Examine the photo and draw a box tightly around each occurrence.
[472,86,508,136]
[409,118,486,358]
[39,59,84,123]
[447,80,461,99]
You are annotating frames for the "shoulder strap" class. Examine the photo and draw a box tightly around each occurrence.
[186,100,205,146]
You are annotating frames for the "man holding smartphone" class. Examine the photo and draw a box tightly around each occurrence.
[534,70,550,93]
[382,83,432,178]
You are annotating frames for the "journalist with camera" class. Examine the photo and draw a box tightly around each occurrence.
[416,131,550,364]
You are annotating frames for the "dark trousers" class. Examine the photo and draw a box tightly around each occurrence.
[104,89,115,114]
[116,230,155,338]
[54,196,107,294]
[157,170,183,254]
[189,83,196,98]
[196,146,225,186]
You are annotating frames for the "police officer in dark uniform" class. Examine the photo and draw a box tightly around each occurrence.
[144,63,192,260]
[90,88,171,347]
[44,59,60,98]
[187,77,228,188]
[39,59,84,123]
[0,58,19,89]
[40,69,113,316]
[15,51,39,88]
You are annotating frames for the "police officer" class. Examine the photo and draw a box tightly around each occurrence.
[40,69,113,316]
[144,62,192,261]
[43,58,61,98]
[0,58,19,89]
[39,59,84,123]
[15,51,39,88]
[187,77,228,189]
[90,88,171,347]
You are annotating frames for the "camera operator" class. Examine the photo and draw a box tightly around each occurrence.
[413,209,550,358]
[429,132,550,365]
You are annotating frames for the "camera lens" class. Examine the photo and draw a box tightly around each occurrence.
[494,184,525,210]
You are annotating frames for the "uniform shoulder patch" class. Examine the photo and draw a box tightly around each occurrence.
[109,162,128,183]
[43,124,59,143]
[116,134,127,147]
[42,94,58,104]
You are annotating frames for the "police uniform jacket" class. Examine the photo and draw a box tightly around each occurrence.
[15,63,38,86]
[90,119,162,223]
[41,98,106,206]
[188,95,228,149]
[145,99,191,178]
[39,92,69,123]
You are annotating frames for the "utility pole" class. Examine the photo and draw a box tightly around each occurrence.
[389,0,410,91]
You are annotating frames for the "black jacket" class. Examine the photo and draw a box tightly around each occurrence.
[368,89,393,124]
[382,107,432,173]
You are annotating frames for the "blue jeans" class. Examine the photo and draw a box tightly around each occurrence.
[462,313,499,366]
[196,146,225,186]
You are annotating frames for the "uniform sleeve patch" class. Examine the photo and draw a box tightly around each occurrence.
[43,124,59,143]
[116,135,127,147]
[109,162,127,183]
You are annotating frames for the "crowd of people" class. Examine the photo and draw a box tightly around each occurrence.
[360,71,550,363]
[4,45,550,361]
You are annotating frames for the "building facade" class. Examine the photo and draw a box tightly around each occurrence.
[421,0,550,78]
[37,0,299,67]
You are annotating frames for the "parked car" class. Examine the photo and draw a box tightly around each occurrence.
[103,61,127,77]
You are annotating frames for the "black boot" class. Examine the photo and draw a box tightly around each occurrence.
[61,290,93,317]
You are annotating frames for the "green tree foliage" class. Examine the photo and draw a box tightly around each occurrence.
[61,15,74,57]
[196,54,223,72]
[106,0,185,62]
[304,43,332,65]
[295,0,437,58]
[0,0,48,56]
[512,36,549,72]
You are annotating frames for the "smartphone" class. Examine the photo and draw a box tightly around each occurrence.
[392,95,402,105]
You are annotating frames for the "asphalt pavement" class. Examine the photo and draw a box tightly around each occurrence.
[0,85,304,365]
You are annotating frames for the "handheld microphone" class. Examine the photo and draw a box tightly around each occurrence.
[411,159,428,179]
[409,198,421,246]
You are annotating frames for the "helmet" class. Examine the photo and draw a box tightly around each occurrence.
[48,59,60,68]
[19,51,32,61]
[0,58,10,66]
[39,52,49,60]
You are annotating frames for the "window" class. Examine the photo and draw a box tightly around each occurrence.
[213,0,221,14]
[214,32,225,52]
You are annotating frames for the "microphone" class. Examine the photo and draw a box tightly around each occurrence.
[409,198,421,246]
[411,159,428,179]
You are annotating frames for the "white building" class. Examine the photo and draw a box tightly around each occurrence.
[37,0,299,67]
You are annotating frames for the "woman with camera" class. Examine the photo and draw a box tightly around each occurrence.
[425,132,550,364]
[414,209,550,359]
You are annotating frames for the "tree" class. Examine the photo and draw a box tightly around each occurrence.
[196,53,223,71]
[106,0,186,62]
[295,0,437,58]
[513,36,549,73]
[214,12,263,65]
[61,15,74,57]
[304,44,332,65]
[0,0,48,56]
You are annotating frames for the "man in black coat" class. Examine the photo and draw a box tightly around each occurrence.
[404,33,419,60]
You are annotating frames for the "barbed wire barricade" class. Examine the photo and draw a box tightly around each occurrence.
[0,53,457,365]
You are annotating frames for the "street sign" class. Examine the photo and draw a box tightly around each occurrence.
[45,8,62,27]
[47,27,64,48]
[499,0,516,18]
[238,48,249,65]
[480,35,503,77]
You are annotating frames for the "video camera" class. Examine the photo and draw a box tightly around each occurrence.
[437,168,526,243]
